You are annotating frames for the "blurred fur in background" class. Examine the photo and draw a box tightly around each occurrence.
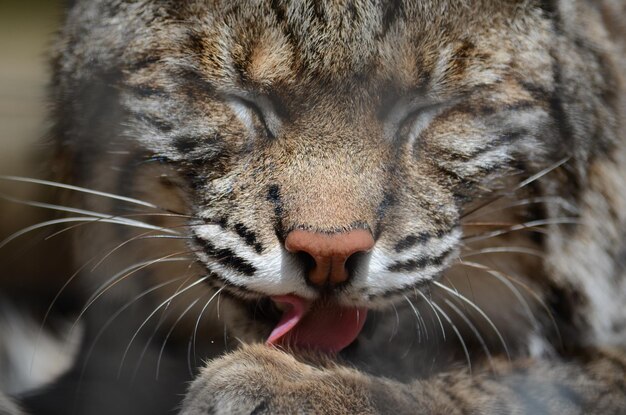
[0,0,79,401]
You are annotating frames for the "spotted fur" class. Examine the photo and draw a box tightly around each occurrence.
[12,0,626,413]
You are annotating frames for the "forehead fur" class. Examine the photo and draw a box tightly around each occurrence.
[61,0,544,101]
[170,0,534,89]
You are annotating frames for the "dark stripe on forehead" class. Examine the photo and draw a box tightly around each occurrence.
[125,55,162,72]
[175,67,217,98]
[126,84,168,99]
[446,40,476,79]
[379,0,405,38]
[312,2,327,23]
[269,0,287,24]
[129,111,173,133]
[186,30,206,57]
[537,0,559,16]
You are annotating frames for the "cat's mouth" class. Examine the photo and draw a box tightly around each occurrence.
[246,295,368,354]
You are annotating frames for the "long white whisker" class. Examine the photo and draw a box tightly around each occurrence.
[33,236,190,372]
[460,157,570,219]
[433,280,510,360]
[217,290,223,320]
[116,212,193,219]
[221,292,231,352]
[129,269,194,382]
[72,254,193,333]
[31,255,100,375]
[161,261,199,317]
[186,340,194,378]
[131,302,180,383]
[465,196,578,219]
[78,277,186,386]
[455,260,562,347]
[453,261,539,329]
[132,261,198,381]
[44,215,188,241]
[91,230,191,272]
[156,297,202,380]
[0,175,161,209]
[430,300,472,374]
[117,275,210,377]
[121,269,196,383]
[389,302,400,342]
[414,288,446,340]
[0,192,116,219]
[444,299,494,370]
[460,246,545,259]
[462,217,581,243]
[190,286,225,369]
[0,217,177,250]
[0,192,190,235]
[403,295,423,343]
[515,156,570,191]
[442,273,472,318]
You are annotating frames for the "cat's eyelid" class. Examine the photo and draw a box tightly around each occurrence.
[227,98,257,134]
[225,93,281,139]
[383,97,444,141]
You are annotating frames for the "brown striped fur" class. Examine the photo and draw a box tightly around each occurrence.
[16,0,626,413]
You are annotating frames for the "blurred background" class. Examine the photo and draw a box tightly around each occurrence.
[0,7,223,408]
[0,0,76,400]
[0,1,66,297]
[0,0,74,396]
[0,0,62,176]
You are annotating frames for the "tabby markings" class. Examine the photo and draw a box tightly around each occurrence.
[394,231,446,253]
[266,184,286,240]
[233,223,264,254]
[387,247,455,273]
[196,236,257,276]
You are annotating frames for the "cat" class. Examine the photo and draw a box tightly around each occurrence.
[3,0,626,413]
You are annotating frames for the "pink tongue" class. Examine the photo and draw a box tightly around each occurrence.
[266,295,367,354]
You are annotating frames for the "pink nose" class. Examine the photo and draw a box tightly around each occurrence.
[284,229,375,287]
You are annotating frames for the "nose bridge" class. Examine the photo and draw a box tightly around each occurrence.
[272,112,388,236]
[280,159,383,232]
[285,229,375,287]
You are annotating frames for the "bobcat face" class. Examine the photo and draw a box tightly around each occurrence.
[55,1,616,346]
[186,89,462,306]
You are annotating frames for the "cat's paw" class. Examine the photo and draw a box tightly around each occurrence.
[179,344,375,415]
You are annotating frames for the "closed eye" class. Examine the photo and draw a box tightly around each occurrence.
[227,95,279,140]
[396,103,445,144]
[385,99,445,148]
